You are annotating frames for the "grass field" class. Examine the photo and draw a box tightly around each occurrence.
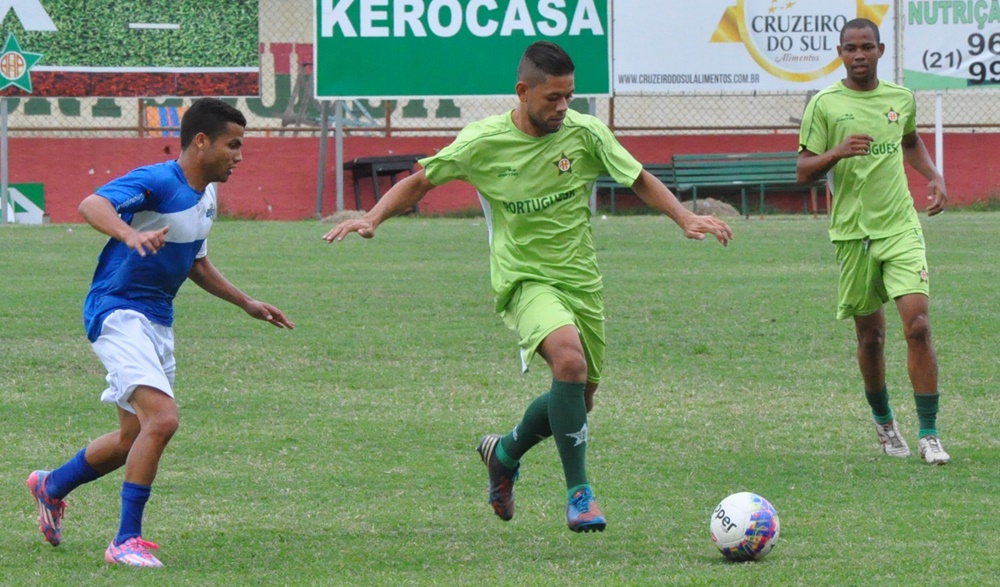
[1,214,997,587]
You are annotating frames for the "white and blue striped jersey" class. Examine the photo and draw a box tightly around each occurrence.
[83,160,217,342]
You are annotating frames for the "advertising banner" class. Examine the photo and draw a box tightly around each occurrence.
[613,0,896,93]
[903,0,1000,89]
[9,182,44,224]
[314,0,611,98]
[0,0,259,97]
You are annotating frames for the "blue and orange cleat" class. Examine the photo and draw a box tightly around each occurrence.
[567,486,606,533]
[105,536,164,568]
[26,470,67,547]
[476,434,519,521]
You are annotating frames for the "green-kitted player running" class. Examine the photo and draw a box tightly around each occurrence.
[324,41,732,531]
[797,18,950,465]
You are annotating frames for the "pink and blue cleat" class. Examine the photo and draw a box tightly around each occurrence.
[105,536,164,568]
[26,470,67,547]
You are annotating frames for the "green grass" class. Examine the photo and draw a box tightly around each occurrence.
[965,196,1000,212]
[1,214,997,587]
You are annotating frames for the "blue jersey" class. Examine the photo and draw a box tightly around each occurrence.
[83,160,217,342]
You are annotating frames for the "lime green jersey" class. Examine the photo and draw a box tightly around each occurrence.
[420,109,642,312]
[799,80,920,241]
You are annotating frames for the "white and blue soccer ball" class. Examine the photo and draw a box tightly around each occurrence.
[710,491,780,561]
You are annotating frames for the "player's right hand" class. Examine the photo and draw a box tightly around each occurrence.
[838,134,875,158]
[322,218,376,242]
[125,225,169,257]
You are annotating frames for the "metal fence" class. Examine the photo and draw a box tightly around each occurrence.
[3,1,998,138]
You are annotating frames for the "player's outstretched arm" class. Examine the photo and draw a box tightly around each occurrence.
[187,257,294,329]
[630,169,732,246]
[78,194,169,257]
[322,171,437,243]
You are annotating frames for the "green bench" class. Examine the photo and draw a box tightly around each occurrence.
[594,163,673,214]
[671,151,827,219]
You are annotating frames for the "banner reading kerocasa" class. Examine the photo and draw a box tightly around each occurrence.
[903,0,1000,89]
[613,0,895,93]
[314,0,611,98]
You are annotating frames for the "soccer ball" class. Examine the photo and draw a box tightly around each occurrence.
[709,492,780,561]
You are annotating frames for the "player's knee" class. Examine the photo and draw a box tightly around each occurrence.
[856,327,885,354]
[552,351,588,383]
[144,413,180,444]
[903,314,932,346]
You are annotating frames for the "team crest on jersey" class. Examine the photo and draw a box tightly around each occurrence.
[554,153,572,175]
[919,268,928,281]
[885,108,899,124]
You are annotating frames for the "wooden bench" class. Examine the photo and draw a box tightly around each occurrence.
[594,163,673,214]
[343,154,425,212]
[671,151,826,218]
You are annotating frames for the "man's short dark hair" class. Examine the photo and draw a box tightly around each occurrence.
[517,41,575,87]
[840,18,881,44]
[180,98,247,149]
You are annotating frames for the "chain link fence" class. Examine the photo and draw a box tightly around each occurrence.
[3,1,998,138]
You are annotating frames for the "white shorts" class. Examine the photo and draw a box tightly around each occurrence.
[91,309,175,414]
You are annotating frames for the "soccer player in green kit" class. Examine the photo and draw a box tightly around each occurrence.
[323,41,733,531]
[797,19,950,465]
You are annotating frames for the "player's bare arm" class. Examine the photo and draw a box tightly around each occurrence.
[797,134,874,183]
[322,171,436,242]
[630,169,732,246]
[78,194,169,257]
[187,257,294,329]
[901,131,948,216]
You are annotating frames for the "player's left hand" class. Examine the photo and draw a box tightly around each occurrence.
[681,214,733,246]
[925,177,947,216]
[322,218,376,242]
[243,300,295,329]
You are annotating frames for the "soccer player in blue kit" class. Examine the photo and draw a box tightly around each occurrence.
[26,98,294,567]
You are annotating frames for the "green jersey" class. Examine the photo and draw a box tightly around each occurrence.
[799,80,920,241]
[420,109,642,312]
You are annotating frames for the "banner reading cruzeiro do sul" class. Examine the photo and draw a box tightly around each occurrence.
[903,0,1000,89]
[613,0,894,93]
[315,0,610,99]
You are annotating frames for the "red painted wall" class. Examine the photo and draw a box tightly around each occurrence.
[10,133,998,223]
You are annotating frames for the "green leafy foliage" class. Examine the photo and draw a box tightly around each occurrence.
[5,0,257,67]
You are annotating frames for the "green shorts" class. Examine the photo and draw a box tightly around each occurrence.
[500,281,606,383]
[835,228,929,319]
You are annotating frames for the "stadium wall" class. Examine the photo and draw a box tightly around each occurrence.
[10,133,997,223]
